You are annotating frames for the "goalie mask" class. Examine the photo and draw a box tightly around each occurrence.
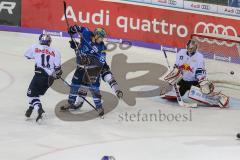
[186,39,198,55]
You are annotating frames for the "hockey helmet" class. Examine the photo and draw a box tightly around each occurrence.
[39,33,52,46]
[94,28,107,38]
[186,39,198,54]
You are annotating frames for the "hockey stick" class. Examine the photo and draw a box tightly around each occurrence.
[63,1,78,48]
[63,1,99,57]
[163,50,197,108]
[60,77,99,112]
[63,1,102,96]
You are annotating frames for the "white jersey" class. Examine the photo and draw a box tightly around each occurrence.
[24,44,61,76]
[175,49,205,81]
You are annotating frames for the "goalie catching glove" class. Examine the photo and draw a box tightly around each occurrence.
[69,40,80,50]
[199,80,214,95]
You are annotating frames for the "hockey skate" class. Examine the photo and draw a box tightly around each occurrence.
[60,102,83,111]
[36,105,45,122]
[97,107,104,118]
[25,106,34,118]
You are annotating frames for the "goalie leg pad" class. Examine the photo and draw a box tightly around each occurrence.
[178,79,199,96]
[188,86,229,108]
[218,93,229,108]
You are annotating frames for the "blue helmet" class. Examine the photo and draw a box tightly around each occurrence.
[39,33,52,46]
[101,156,115,160]
[94,28,107,38]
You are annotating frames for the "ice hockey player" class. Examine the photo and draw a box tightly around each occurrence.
[60,25,123,117]
[163,39,229,108]
[25,34,62,121]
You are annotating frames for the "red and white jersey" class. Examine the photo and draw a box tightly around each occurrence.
[24,44,61,76]
[175,49,205,81]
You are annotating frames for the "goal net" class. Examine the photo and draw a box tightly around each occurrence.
[191,33,240,97]
[191,33,240,63]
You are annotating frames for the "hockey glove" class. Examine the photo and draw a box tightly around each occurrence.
[68,25,81,35]
[69,40,79,50]
[52,68,63,79]
[115,90,123,99]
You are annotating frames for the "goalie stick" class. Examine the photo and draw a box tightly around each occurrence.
[163,50,197,108]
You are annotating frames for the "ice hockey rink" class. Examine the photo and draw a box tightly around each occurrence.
[1,31,240,160]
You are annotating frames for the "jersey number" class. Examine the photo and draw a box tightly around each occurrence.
[41,54,50,68]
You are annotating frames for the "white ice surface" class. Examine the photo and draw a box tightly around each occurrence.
[0,31,240,160]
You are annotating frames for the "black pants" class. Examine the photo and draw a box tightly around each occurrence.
[27,68,54,97]
[177,79,199,96]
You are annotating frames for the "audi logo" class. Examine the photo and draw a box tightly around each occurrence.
[235,9,240,14]
[201,5,210,10]
[194,22,238,47]
[168,0,177,5]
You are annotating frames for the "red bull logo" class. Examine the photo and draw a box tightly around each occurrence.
[179,64,193,72]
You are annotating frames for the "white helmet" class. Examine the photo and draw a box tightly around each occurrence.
[39,33,52,46]
[186,39,198,54]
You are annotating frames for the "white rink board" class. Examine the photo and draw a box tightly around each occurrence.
[0,31,240,160]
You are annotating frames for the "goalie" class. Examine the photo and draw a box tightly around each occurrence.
[163,39,229,108]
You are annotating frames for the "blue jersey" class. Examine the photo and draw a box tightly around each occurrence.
[71,27,109,88]
[76,27,106,65]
